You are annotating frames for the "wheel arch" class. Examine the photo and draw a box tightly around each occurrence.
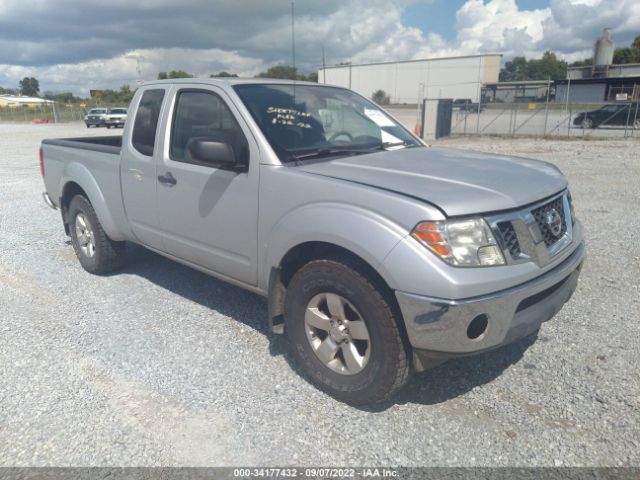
[59,163,125,241]
[267,241,404,338]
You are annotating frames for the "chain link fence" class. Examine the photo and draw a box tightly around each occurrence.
[386,82,640,139]
[0,104,88,123]
[450,101,640,138]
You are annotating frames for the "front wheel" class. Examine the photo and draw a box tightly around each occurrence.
[284,259,411,405]
[581,117,594,129]
[68,195,125,275]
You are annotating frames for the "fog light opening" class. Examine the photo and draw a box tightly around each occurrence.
[467,314,489,340]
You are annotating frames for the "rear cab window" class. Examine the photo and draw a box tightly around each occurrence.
[132,89,166,156]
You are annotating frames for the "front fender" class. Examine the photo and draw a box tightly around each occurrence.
[262,202,408,290]
[60,162,125,241]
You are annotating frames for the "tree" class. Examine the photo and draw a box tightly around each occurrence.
[19,77,40,96]
[255,65,306,80]
[210,71,238,77]
[371,89,390,105]
[0,86,17,95]
[42,91,80,104]
[499,52,567,81]
[499,56,528,81]
[306,72,319,82]
[527,51,567,80]
[168,70,193,79]
[88,85,135,107]
[612,35,640,64]
[570,58,593,67]
[158,70,193,80]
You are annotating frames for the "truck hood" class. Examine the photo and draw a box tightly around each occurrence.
[296,146,567,217]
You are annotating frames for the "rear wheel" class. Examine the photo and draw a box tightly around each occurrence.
[68,195,125,275]
[284,258,411,405]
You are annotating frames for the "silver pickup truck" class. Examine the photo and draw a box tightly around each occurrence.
[40,79,584,404]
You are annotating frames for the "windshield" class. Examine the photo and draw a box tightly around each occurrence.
[233,84,421,162]
[109,108,127,114]
[90,109,106,114]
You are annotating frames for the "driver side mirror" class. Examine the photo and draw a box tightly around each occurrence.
[187,138,237,168]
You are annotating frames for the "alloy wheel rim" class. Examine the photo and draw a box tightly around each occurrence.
[75,213,96,258]
[304,292,371,375]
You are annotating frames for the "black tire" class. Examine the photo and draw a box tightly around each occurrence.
[68,195,125,275]
[284,258,411,405]
[581,117,594,129]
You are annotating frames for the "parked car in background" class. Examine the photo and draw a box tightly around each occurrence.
[84,108,108,128]
[40,79,584,405]
[573,103,640,129]
[105,108,128,129]
[452,98,484,112]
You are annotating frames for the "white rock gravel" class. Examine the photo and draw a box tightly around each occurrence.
[0,123,638,466]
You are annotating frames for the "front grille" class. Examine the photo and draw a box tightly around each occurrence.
[531,196,567,247]
[497,221,521,257]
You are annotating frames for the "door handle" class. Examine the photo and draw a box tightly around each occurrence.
[157,172,177,186]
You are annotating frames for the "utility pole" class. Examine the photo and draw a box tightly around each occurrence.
[543,77,551,136]
[322,47,326,84]
[291,2,296,76]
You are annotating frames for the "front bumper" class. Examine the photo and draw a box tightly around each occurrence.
[85,118,105,126]
[396,241,584,370]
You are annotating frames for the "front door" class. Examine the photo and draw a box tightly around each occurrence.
[155,85,260,286]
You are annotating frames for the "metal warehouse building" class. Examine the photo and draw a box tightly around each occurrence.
[318,54,502,104]
[556,64,640,103]
[555,30,640,103]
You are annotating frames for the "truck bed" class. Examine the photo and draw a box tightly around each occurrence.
[41,136,122,155]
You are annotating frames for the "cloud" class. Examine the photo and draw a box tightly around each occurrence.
[455,0,551,57]
[450,0,639,62]
[0,0,637,95]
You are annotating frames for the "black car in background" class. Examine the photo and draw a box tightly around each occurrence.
[573,103,640,129]
[452,98,485,112]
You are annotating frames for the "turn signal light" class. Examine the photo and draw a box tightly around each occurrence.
[411,222,450,258]
[411,218,506,267]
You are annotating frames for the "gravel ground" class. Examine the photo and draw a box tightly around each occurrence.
[0,123,638,467]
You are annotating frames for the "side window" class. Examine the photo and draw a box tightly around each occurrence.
[132,89,165,156]
[170,90,249,167]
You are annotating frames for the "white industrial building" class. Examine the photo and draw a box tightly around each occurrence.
[318,54,502,104]
[0,95,54,108]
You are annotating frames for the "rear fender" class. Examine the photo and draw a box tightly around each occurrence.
[59,162,125,241]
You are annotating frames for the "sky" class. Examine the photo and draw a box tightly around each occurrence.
[0,0,638,96]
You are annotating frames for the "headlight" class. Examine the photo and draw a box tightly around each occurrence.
[411,218,505,267]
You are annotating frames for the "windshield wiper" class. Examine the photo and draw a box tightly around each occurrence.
[379,141,416,149]
[287,142,418,162]
[289,148,375,161]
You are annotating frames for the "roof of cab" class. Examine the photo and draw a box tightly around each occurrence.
[141,77,324,88]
